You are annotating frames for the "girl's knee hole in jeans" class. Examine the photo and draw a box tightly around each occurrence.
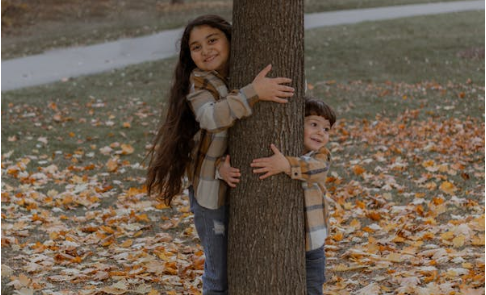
[213,220,225,235]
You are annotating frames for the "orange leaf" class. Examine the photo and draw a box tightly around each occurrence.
[367,211,381,221]
[106,157,119,172]
[352,165,365,176]
[355,200,366,209]
[332,232,344,241]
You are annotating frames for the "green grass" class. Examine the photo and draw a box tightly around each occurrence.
[305,11,484,120]
[1,0,473,59]
[3,11,483,164]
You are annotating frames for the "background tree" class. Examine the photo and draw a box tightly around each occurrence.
[227,1,306,294]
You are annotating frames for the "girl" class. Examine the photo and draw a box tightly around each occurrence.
[146,15,294,294]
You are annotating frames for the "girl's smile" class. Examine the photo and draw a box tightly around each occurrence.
[189,25,230,75]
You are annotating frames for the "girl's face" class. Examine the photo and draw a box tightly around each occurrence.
[189,25,230,75]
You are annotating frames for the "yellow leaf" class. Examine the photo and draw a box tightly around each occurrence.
[440,181,457,195]
[164,262,178,275]
[453,235,465,248]
[422,160,435,167]
[440,231,455,241]
[471,235,485,246]
[120,239,133,248]
[121,144,134,155]
[122,122,131,128]
[349,219,361,229]
[156,203,170,210]
[385,253,403,263]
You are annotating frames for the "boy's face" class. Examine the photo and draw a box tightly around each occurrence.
[304,115,331,152]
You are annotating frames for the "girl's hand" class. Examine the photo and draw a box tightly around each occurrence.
[252,64,294,104]
[250,144,291,180]
[218,156,241,188]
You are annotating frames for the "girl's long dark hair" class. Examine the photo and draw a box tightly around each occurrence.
[146,15,231,205]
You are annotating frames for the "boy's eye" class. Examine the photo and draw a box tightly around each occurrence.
[324,127,330,132]
[311,122,318,127]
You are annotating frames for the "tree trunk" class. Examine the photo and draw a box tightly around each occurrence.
[227,1,306,294]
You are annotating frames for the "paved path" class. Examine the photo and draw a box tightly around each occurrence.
[2,0,484,92]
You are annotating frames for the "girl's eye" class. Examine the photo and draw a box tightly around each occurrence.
[191,45,201,51]
[324,128,330,132]
[208,38,218,44]
[311,123,318,127]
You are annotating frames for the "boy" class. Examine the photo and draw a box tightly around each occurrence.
[219,96,336,294]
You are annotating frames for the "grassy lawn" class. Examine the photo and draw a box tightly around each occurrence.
[1,0,473,59]
[2,11,484,295]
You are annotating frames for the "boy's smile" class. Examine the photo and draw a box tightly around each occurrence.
[189,25,230,75]
[304,115,331,152]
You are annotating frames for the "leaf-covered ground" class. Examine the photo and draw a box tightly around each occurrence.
[2,79,484,294]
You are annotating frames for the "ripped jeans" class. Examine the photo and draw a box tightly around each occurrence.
[189,187,228,295]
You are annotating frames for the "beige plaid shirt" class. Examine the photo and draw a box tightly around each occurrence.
[286,146,331,251]
[187,69,258,209]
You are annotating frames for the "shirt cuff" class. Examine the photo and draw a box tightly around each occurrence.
[240,84,259,107]
[215,169,224,180]
[285,156,302,179]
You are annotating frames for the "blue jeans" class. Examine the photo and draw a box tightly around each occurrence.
[189,187,228,295]
[306,246,326,295]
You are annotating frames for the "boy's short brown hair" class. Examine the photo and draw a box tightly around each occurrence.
[305,96,337,127]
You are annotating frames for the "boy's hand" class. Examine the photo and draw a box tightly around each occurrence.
[250,144,291,180]
[218,156,241,188]
[253,64,294,104]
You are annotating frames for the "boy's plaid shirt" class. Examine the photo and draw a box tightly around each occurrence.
[186,69,258,209]
[286,146,331,251]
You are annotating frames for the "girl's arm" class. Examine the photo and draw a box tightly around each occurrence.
[251,145,331,183]
[187,65,294,133]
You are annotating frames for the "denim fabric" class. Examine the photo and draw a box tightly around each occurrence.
[306,246,326,295]
[189,187,228,295]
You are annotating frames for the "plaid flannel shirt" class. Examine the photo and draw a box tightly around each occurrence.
[187,69,259,209]
[286,146,331,251]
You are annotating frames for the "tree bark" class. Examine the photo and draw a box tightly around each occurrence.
[227,1,306,294]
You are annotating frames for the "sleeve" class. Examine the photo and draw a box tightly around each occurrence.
[187,74,259,133]
[285,147,331,183]
[214,155,226,180]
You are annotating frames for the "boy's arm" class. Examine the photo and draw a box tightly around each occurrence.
[285,147,331,183]
[216,155,241,188]
[251,144,291,180]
